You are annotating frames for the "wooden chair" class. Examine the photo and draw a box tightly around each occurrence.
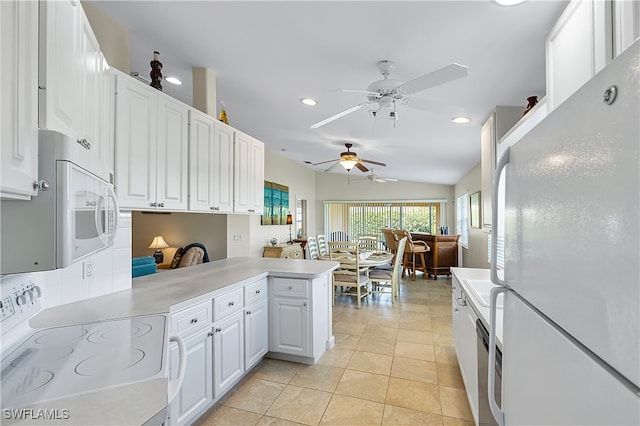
[381,229,399,262]
[395,230,429,280]
[316,234,329,257]
[306,235,319,260]
[357,233,379,252]
[329,241,370,309]
[369,237,407,303]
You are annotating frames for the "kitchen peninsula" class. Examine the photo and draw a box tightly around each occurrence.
[23,257,339,426]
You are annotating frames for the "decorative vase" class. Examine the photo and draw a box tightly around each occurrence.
[150,51,163,91]
[218,101,229,124]
[270,237,278,246]
[523,95,538,116]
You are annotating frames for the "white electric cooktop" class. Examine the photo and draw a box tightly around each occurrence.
[0,314,167,409]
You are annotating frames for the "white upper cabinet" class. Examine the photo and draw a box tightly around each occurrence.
[0,0,39,199]
[234,131,264,214]
[188,110,234,213]
[545,0,639,111]
[114,72,188,211]
[39,0,110,182]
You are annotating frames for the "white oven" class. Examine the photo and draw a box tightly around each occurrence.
[0,275,186,425]
[1,131,118,275]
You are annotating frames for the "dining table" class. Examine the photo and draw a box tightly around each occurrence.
[318,250,394,268]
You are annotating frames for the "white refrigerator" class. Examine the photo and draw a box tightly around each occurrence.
[488,39,640,425]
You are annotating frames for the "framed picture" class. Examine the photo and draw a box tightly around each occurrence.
[470,191,481,229]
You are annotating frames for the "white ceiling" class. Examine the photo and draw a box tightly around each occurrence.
[89,0,568,185]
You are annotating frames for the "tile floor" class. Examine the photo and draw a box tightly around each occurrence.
[196,275,473,426]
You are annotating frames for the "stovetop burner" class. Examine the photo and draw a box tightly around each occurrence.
[1,315,166,409]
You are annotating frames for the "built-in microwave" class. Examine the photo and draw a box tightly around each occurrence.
[1,131,119,274]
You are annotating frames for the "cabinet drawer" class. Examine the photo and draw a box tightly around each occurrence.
[171,300,212,335]
[245,279,267,305]
[271,278,309,298]
[213,288,243,321]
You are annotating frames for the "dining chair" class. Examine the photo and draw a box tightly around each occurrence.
[316,234,329,257]
[395,230,429,280]
[329,241,370,309]
[381,229,399,262]
[357,233,379,252]
[369,237,407,302]
[306,235,319,260]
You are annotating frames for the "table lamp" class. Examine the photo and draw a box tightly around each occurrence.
[286,214,293,244]
[149,236,169,264]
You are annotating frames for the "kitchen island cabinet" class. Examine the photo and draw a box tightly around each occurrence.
[411,234,460,279]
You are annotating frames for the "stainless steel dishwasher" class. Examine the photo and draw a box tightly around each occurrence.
[477,319,502,426]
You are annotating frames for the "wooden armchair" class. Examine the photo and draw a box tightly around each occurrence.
[395,230,429,280]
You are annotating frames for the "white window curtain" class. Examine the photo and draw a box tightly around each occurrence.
[456,193,469,248]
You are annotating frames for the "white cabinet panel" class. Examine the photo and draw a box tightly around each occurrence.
[157,96,188,210]
[168,328,213,426]
[234,131,264,214]
[613,0,640,56]
[244,298,268,370]
[213,312,244,398]
[0,0,38,199]
[270,297,310,357]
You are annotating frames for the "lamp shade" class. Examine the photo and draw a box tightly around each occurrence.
[340,159,357,171]
[148,236,170,249]
[286,214,293,225]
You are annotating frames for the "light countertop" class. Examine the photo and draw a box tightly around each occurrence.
[31,257,339,329]
[451,267,504,347]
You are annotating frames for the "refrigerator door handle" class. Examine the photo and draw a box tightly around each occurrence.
[491,147,510,286]
[489,286,508,426]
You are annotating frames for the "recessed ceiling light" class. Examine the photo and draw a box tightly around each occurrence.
[494,0,525,5]
[452,116,471,124]
[166,76,182,85]
[300,98,317,106]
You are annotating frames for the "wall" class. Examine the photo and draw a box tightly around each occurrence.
[82,1,131,73]
[454,162,488,269]
[131,211,228,265]
[314,172,455,236]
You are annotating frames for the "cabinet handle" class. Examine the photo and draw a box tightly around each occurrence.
[33,180,50,191]
[228,301,234,306]
[454,308,459,312]
[159,203,165,208]
[77,138,91,150]
[215,327,222,333]
[303,302,307,307]
[255,290,260,294]
[288,286,292,290]
[207,331,214,337]
[248,209,255,213]
[190,318,198,323]
[151,202,157,207]
[246,310,251,315]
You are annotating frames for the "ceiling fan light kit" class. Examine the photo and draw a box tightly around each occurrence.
[310,60,469,129]
[312,143,386,174]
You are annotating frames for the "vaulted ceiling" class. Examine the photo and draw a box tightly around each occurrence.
[89,0,568,185]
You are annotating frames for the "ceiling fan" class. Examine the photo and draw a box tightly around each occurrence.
[312,143,385,173]
[349,169,398,184]
[310,60,469,129]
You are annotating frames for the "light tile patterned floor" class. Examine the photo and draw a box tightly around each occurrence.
[197,275,473,426]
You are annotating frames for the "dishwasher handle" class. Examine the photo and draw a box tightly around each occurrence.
[168,333,187,404]
[488,286,507,426]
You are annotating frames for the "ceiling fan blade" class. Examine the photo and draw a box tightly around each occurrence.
[360,158,386,167]
[355,162,369,173]
[310,102,371,129]
[379,177,398,182]
[397,63,469,96]
[332,89,380,96]
[312,158,340,166]
[324,162,341,172]
[405,98,465,116]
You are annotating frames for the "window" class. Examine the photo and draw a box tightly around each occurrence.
[456,193,469,248]
[323,201,443,247]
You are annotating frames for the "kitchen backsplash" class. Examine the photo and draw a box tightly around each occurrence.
[0,211,132,309]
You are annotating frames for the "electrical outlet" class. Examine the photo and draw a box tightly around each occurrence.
[83,260,94,279]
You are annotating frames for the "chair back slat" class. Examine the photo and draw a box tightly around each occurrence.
[317,234,329,256]
[307,235,319,260]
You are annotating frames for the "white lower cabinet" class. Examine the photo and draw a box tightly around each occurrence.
[244,298,268,370]
[168,327,213,426]
[270,296,310,357]
[213,311,244,398]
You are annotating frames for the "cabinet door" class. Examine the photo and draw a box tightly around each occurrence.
[168,328,213,426]
[244,299,268,370]
[249,138,265,214]
[38,0,81,138]
[212,122,234,213]
[0,0,38,199]
[458,298,479,422]
[213,312,244,398]
[188,109,215,212]
[233,131,251,213]
[270,297,310,357]
[114,75,157,209]
[156,96,188,210]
